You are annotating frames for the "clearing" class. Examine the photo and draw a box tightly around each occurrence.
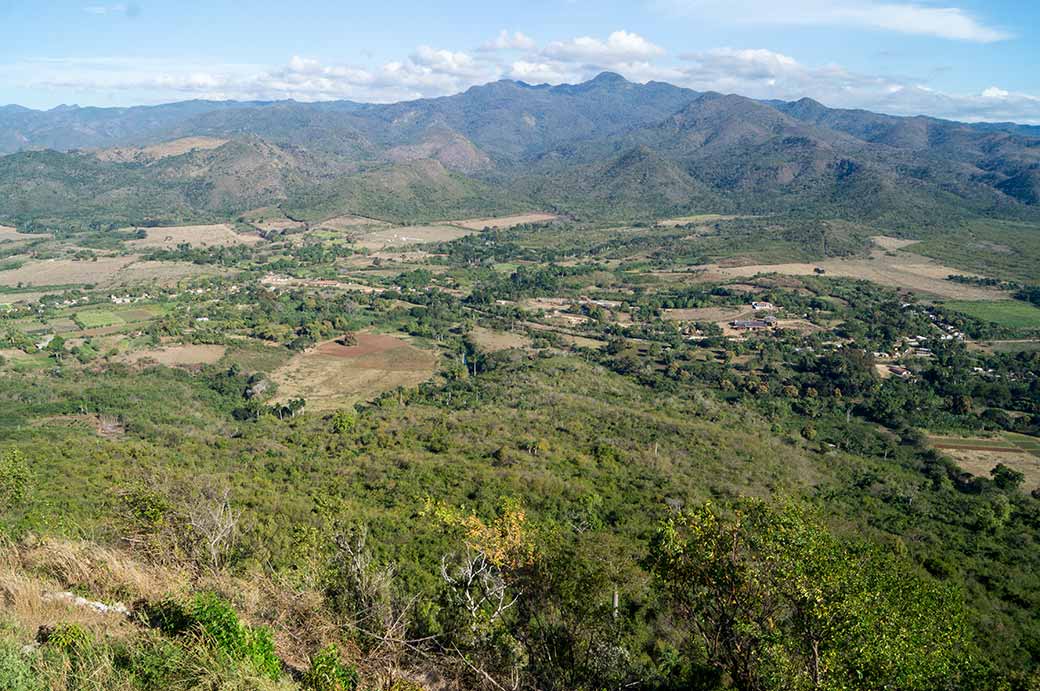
[352,225,473,251]
[127,224,262,250]
[706,242,1006,300]
[468,327,532,353]
[657,214,743,227]
[121,344,227,367]
[270,333,438,412]
[94,136,228,162]
[942,300,1040,331]
[451,213,558,230]
[932,434,1040,491]
[0,257,224,289]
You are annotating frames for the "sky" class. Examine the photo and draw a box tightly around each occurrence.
[1,0,1038,123]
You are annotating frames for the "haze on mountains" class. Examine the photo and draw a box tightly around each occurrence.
[3,71,1040,229]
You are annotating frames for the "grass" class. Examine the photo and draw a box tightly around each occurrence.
[74,310,127,329]
[908,219,1040,283]
[942,300,1040,331]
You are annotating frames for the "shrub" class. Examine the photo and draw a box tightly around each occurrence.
[302,645,358,691]
[0,639,39,691]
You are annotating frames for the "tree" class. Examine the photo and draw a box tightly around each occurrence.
[649,499,972,691]
[0,449,32,514]
[991,463,1025,492]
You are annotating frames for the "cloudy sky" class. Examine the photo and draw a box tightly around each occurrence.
[1,0,1038,123]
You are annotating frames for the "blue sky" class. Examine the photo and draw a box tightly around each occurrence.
[1,0,1038,122]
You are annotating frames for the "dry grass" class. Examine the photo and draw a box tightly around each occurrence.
[352,225,473,250]
[871,235,920,251]
[316,214,392,231]
[706,246,1007,300]
[468,326,532,352]
[270,333,438,411]
[662,306,749,322]
[451,213,558,230]
[939,448,1040,491]
[94,136,228,162]
[127,224,262,250]
[121,344,227,367]
[656,214,742,227]
[0,257,225,289]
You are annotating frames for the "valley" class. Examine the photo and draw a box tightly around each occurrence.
[0,72,1039,691]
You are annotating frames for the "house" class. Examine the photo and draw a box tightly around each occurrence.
[751,301,776,311]
[888,365,912,379]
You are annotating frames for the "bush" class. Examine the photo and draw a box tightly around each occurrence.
[139,593,282,681]
[0,639,39,691]
[302,645,358,691]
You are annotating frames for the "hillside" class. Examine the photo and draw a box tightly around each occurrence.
[3,73,1040,228]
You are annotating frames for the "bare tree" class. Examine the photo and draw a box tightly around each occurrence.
[188,486,238,571]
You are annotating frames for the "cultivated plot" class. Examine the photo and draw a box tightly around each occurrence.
[127,224,262,250]
[451,213,558,230]
[270,333,438,412]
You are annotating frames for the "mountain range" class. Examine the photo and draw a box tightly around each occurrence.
[3,72,1040,228]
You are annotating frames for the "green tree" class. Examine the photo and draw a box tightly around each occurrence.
[649,499,972,691]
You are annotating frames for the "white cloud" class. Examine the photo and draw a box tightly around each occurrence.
[673,47,1040,123]
[543,30,664,63]
[658,0,1011,42]
[480,30,536,52]
[5,31,1038,123]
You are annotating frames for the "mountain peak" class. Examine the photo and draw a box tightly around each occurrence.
[590,71,628,85]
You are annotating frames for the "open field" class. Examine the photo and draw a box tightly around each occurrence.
[0,256,137,287]
[967,340,1040,354]
[662,306,749,322]
[0,257,219,290]
[871,235,920,251]
[943,300,1040,331]
[270,333,438,411]
[451,213,558,230]
[0,226,41,242]
[657,214,743,227]
[121,344,227,366]
[73,310,125,329]
[127,224,262,249]
[706,246,1007,300]
[907,220,1040,284]
[469,326,532,352]
[352,224,473,250]
[94,136,228,162]
[932,434,1040,491]
[316,214,393,231]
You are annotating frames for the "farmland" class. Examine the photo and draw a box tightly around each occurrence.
[126,223,262,249]
[943,300,1040,331]
[451,212,558,230]
[269,333,439,411]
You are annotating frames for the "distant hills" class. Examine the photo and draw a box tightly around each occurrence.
[2,72,1039,227]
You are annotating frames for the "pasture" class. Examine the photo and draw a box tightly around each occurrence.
[270,333,438,412]
[122,344,227,367]
[468,326,532,353]
[943,300,1040,331]
[73,310,125,329]
[452,213,558,230]
[708,247,1007,300]
[932,433,1040,491]
[352,224,473,250]
[127,224,262,249]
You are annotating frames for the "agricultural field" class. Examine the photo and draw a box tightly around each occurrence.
[0,256,224,289]
[121,344,227,366]
[943,300,1040,331]
[269,333,439,411]
[351,224,474,250]
[468,326,533,352]
[707,248,1006,300]
[907,220,1040,284]
[126,223,262,249]
[451,213,558,230]
[932,434,1040,490]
